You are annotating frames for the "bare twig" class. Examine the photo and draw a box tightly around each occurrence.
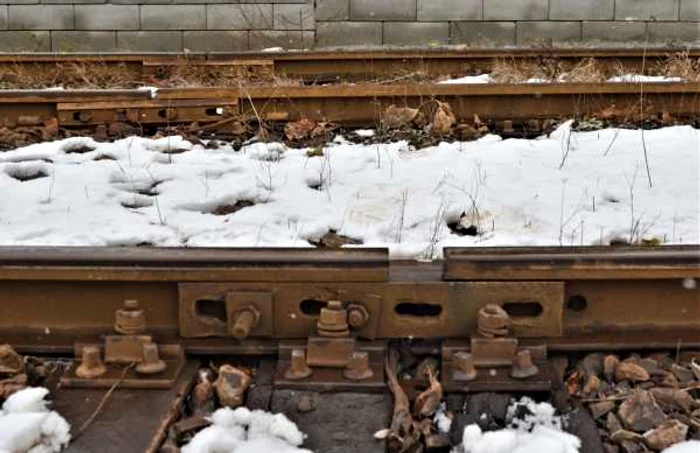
[73,363,136,440]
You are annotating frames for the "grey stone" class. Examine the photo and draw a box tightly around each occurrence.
[273,4,314,30]
[249,30,314,49]
[316,21,381,46]
[618,391,666,433]
[582,21,647,42]
[615,0,680,21]
[681,0,700,20]
[51,31,116,51]
[0,0,38,4]
[565,404,606,453]
[116,31,182,51]
[9,5,73,30]
[243,359,275,411]
[74,5,138,30]
[350,0,416,21]
[141,5,206,30]
[517,21,582,44]
[550,0,614,20]
[0,31,49,51]
[383,21,448,46]
[417,0,480,21]
[207,4,273,30]
[484,0,547,20]
[0,6,6,29]
[449,393,512,445]
[270,390,391,453]
[110,0,171,4]
[43,0,106,4]
[450,21,516,45]
[184,31,248,52]
[316,0,348,21]
[647,22,700,43]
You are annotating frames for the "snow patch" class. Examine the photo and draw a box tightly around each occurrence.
[182,407,311,453]
[0,387,71,453]
[439,74,492,84]
[607,74,684,83]
[0,127,697,255]
[453,398,580,453]
[661,440,700,453]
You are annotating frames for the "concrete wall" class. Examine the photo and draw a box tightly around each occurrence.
[0,0,697,52]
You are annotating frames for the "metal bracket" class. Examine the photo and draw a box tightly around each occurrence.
[61,299,184,389]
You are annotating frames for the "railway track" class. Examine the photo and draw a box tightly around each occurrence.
[1,47,699,140]
[2,245,697,352]
[2,48,699,83]
[1,82,699,138]
[0,245,698,451]
[0,49,699,453]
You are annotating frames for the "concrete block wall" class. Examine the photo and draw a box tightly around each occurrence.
[0,0,697,52]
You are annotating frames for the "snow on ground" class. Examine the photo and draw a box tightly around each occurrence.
[439,74,686,84]
[607,75,684,83]
[0,387,71,453]
[439,74,492,84]
[0,124,697,259]
[662,441,700,453]
[453,397,580,453]
[182,407,311,453]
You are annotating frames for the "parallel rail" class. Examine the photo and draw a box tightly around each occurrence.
[2,82,699,132]
[1,48,699,82]
[1,245,698,353]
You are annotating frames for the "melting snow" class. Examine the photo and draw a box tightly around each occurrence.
[607,75,684,83]
[182,407,311,453]
[439,74,492,84]
[662,441,700,453]
[0,387,71,453]
[454,397,580,453]
[0,125,697,258]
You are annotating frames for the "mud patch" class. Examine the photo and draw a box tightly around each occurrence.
[310,230,363,249]
[211,200,255,216]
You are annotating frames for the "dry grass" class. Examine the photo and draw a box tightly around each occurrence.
[0,56,300,89]
[654,51,700,82]
[0,61,142,89]
[490,57,620,83]
[0,53,699,89]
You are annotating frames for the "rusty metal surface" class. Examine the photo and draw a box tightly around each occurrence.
[444,245,700,280]
[1,81,699,129]
[0,246,388,282]
[1,48,698,81]
[54,360,198,453]
[0,246,697,351]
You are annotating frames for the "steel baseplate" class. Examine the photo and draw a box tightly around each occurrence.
[61,343,185,389]
[274,340,387,392]
[441,340,553,392]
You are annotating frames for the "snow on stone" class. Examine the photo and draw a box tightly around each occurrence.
[0,125,697,258]
[662,440,700,453]
[453,398,580,453]
[434,403,452,433]
[0,387,71,453]
[354,129,375,137]
[182,407,311,453]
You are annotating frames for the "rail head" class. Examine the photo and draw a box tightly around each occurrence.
[0,246,390,282]
[443,245,700,280]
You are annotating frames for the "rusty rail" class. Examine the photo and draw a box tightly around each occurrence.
[1,48,698,82]
[0,245,697,354]
[2,82,699,131]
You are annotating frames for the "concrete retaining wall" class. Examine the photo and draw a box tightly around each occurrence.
[0,0,697,52]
